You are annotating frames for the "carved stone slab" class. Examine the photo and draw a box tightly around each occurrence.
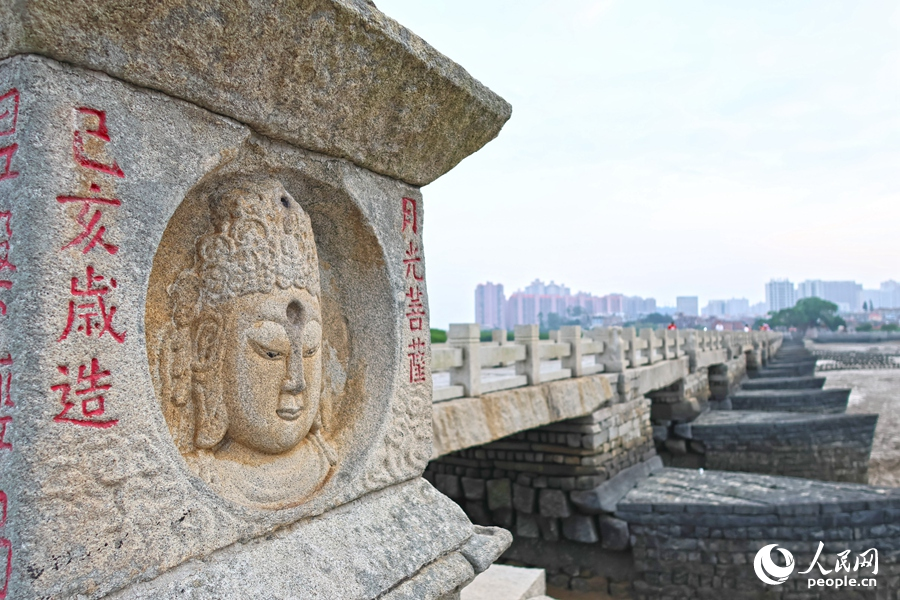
[0,0,512,186]
[0,53,493,600]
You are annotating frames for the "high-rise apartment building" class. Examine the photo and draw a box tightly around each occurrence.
[765,279,795,312]
[796,280,862,313]
[475,282,506,329]
[676,296,699,317]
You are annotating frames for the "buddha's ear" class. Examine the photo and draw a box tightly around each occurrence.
[193,314,222,371]
[192,313,227,449]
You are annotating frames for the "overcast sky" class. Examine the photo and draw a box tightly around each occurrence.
[375,0,900,329]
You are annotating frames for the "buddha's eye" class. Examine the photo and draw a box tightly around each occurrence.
[303,321,322,357]
[252,341,285,361]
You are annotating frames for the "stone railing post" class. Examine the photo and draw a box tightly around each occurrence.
[560,325,583,377]
[515,324,541,385]
[593,327,625,373]
[640,328,657,364]
[621,327,638,368]
[684,330,698,372]
[492,328,507,344]
[673,330,682,358]
[448,323,482,397]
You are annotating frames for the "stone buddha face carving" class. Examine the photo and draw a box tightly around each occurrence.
[156,177,335,508]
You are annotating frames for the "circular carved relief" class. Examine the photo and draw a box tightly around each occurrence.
[145,171,391,510]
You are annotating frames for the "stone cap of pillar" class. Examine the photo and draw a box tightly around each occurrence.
[0,0,511,186]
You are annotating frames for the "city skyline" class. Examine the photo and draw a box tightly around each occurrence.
[467,276,900,330]
[376,1,900,330]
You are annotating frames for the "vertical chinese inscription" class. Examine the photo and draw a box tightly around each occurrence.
[401,197,426,384]
[0,86,18,600]
[53,107,126,429]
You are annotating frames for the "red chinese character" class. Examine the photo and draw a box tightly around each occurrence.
[0,89,19,137]
[403,241,424,281]
[402,197,417,234]
[0,355,10,408]
[0,418,9,451]
[57,183,121,255]
[58,265,125,343]
[407,337,427,383]
[0,145,17,183]
[0,213,14,316]
[405,285,426,331]
[73,107,124,178]
[51,359,118,428]
[0,489,8,600]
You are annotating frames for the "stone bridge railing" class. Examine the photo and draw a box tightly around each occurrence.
[432,324,779,402]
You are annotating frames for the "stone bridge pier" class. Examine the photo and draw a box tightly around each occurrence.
[429,329,892,598]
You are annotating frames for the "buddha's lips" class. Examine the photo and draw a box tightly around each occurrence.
[276,407,303,421]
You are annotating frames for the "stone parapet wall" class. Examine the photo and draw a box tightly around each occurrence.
[618,469,900,599]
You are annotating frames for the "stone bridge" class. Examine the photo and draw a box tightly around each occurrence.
[426,328,897,598]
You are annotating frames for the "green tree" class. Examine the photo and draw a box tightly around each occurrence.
[430,328,447,343]
[882,323,900,332]
[762,297,845,332]
[856,323,874,332]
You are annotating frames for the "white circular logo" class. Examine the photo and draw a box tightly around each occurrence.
[754,544,795,585]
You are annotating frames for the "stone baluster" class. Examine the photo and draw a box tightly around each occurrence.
[684,330,698,373]
[621,327,638,368]
[640,328,657,364]
[448,323,482,397]
[560,325,583,377]
[674,330,682,358]
[515,324,541,385]
[593,327,626,373]
[492,329,507,344]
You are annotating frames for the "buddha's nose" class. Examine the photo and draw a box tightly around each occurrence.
[281,351,306,395]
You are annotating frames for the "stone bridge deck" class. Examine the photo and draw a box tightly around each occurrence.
[431,325,770,457]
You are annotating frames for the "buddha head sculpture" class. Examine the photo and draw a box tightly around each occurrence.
[155,176,336,509]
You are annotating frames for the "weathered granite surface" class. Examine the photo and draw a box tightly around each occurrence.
[0,0,511,186]
[671,411,878,483]
[740,376,826,390]
[105,478,500,599]
[730,388,851,414]
[0,41,510,599]
[617,468,900,598]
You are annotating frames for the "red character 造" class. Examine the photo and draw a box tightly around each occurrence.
[52,359,118,428]
[58,265,125,343]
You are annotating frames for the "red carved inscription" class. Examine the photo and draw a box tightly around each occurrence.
[0,490,8,599]
[57,184,121,255]
[73,108,124,178]
[0,89,19,137]
[58,265,125,343]
[401,197,417,234]
[51,359,118,428]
